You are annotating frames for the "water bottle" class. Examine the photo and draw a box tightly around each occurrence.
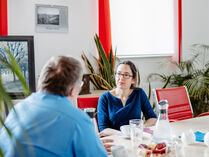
[84,108,99,133]
[153,100,172,143]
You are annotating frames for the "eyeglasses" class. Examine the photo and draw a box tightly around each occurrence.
[115,73,133,79]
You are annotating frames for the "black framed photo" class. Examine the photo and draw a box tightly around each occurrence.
[0,36,36,98]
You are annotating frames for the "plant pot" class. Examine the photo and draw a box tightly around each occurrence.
[79,74,91,95]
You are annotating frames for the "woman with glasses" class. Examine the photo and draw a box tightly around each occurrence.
[97,60,157,137]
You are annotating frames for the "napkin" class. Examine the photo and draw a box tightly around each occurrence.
[194,131,205,142]
[143,128,153,134]
[179,131,205,142]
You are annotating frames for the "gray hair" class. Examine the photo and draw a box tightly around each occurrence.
[37,56,83,96]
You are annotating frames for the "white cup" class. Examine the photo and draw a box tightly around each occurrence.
[204,132,209,147]
[129,119,143,146]
[120,125,130,136]
[111,145,129,157]
[181,129,195,145]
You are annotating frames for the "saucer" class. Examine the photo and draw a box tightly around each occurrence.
[118,133,130,139]
[143,132,152,139]
[118,132,151,139]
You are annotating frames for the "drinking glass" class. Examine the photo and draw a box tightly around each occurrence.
[129,119,143,146]
[83,108,98,133]
[111,145,129,157]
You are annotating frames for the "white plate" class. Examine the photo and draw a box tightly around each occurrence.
[118,132,152,139]
[143,132,152,139]
[118,133,130,139]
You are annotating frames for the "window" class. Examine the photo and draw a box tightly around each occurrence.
[110,0,179,57]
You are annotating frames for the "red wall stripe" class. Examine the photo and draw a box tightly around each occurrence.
[0,0,8,35]
[98,0,112,57]
[178,0,182,62]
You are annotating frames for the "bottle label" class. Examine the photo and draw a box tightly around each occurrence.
[160,109,166,114]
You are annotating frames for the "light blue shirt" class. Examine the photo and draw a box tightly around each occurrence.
[0,91,107,157]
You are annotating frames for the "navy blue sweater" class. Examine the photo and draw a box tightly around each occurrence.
[97,88,156,131]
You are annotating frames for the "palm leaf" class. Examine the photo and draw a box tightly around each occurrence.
[0,47,34,157]
[148,80,151,100]
[94,34,112,83]
[81,53,96,74]
[137,70,140,87]
[0,48,31,97]
[81,53,102,89]
[184,76,209,100]
[109,48,113,71]
[192,44,209,50]
[82,34,116,90]
[162,76,171,89]
[0,149,3,157]
[0,77,14,112]
[91,74,112,90]
[148,44,209,116]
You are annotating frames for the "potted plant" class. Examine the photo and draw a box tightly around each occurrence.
[81,34,117,90]
[148,44,209,116]
[0,48,31,156]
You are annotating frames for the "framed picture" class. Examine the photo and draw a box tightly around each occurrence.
[0,36,36,98]
[35,4,68,33]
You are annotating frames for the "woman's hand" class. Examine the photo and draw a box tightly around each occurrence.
[144,118,157,127]
[101,138,114,154]
[99,128,120,137]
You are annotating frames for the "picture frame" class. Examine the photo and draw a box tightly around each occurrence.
[35,4,68,33]
[0,36,36,98]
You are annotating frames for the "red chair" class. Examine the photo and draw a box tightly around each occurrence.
[196,112,209,117]
[152,86,194,122]
[77,96,99,109]
[77,97,100,131]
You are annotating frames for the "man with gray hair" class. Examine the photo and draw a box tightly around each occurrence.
[0,56,107,157]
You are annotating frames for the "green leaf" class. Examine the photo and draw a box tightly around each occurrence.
[0,46,33,156]
[148,80,151,100]
[147,44,209,116]
[0,48,31,97]
[137,70,140,86]
[94,34,112,83]
[81,34,116,90]
[0,148,4,157]
[162,76,171,89]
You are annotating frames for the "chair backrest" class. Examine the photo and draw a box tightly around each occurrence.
[152,86,193,121]
[77,96,100,132]
[77,96,99,109]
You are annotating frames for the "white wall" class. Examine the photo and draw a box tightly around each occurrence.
[7,0,209,100]
[8,0,98,79]
[118,0,209,94]
[182,0,209,59]
[118,57,174,93]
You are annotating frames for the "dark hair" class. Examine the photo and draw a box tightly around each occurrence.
[116,60,138,89]
[37,56,83,96]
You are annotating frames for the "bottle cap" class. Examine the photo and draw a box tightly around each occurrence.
[83,108,96,118]
[158,100,168,110]
[159,100,168,106]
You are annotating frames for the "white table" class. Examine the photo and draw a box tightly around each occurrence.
[104,116,209,157]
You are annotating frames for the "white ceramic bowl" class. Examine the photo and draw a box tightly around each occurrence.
[120,125,130,136]
[181,130,195,145]
[204,132,209,147]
